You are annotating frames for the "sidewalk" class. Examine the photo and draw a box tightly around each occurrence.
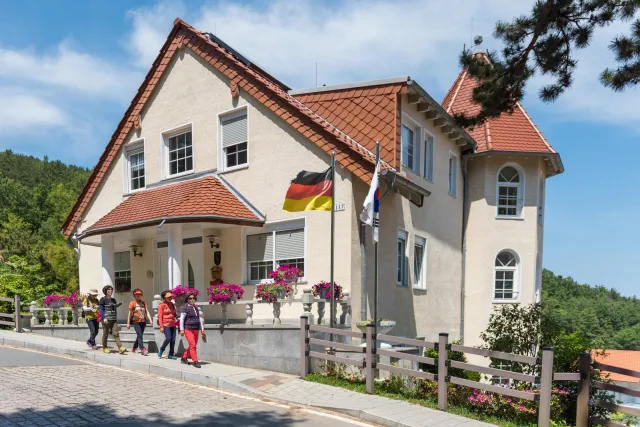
[0,330,494,427]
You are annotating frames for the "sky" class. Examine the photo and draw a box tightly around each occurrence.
[0,0,638,297]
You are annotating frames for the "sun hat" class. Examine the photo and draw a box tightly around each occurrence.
[163,292,173,299]
[133,290,143,295]
[87,289,99,296]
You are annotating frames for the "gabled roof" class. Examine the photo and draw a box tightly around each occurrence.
[63,19,400,238]
[593,350,640,383]
[442,55,563,175]
[78,175,263,239]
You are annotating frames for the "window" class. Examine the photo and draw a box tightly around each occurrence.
[114,252,131,294]
[413,236,426,289]
[397,230,408,286]
[401,124,417,172]
[448,152,458,197]
[188,260,195,288]
[423,133,434,182]
[246,227,304,283]
[126,146,145,192]
[221,111,248,169]
[491,360,512,386]
[494,251,518,300]
[537,177,545,225]
[167,131,193,176]
[497,166,522,217]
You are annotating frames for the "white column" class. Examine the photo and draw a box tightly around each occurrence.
[167,226,182,289]
[101,235,115,291]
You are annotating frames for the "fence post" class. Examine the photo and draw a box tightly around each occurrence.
[14,294,22,333]
[365,323,375,394]
[300,316,310,378]
[438,333,449,411]
[576,352,591,427]
[537,346,554,426]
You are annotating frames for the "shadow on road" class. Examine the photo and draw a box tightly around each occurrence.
[1,403,313,426]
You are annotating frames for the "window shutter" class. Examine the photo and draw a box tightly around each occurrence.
[247,233,273,262]
[413,135,421,174]
[275,228,304,260]
[424,137,433,181]
[114,252,131,271]
[222,114,247,148]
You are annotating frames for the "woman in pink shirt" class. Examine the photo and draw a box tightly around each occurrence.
[157,290,178,359]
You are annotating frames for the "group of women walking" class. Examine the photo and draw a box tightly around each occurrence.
[82,286,207,368]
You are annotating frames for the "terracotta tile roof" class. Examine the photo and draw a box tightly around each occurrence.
[442,59,557,154]
[593,350,640,383]
[81,176,263,237]
[63,18,393,238]
[294,83,407,167]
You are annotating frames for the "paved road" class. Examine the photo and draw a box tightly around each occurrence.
[0,347,375,427]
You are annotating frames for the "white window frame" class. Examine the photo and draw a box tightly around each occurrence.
[218,105,249,173]
[244,218,306,285]
[396,229,409,287]
[123,139,145,194]
[114,251,132,294]
[496,163,525,219]
[401,114,422,174]
[423,130,434,182]
[448,151,458,198]
[493,249,520,303]
[491,360,512,386]
[413,235,427,290]
[161,122,194,180]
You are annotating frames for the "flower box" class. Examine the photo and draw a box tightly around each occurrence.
[356,319,396,335]
[312,281,343,301]
[207,282,244,305]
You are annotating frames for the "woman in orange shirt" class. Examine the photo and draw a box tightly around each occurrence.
[126,289,152,355]
[157,290,178,359]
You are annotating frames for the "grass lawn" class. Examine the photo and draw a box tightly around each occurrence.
[305,373,538,427]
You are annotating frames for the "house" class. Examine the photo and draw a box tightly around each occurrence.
[62,19,563,344]
[593,350,640,409]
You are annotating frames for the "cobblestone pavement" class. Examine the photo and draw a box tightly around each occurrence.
[0,348,373,427]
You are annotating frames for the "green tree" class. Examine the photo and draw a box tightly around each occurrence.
[612,323,640,349]
[456,0,640,127]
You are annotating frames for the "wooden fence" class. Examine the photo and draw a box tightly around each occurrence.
[299,318,640,427]
[0,294,22,333]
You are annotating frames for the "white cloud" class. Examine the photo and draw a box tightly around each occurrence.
[0,92,66,132]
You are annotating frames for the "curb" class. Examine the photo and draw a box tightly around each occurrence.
[0,335,468,427]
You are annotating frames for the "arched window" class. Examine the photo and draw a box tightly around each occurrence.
[497,166,522,217]
[494,251,518,300]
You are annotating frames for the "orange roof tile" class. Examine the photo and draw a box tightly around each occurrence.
[295,83,406,167]
[80,176,263,237]
[63,19,394,238]
[593,350,640,383]
[442,59,557,155]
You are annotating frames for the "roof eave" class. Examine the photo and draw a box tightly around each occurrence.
[465,150,565,177]
[405,80,477,152]
[381,170,431,207]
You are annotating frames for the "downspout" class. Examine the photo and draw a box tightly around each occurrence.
[460,154,470,344]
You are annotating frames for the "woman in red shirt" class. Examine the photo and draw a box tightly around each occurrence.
[157,290,178,359]
[126,289,153,355]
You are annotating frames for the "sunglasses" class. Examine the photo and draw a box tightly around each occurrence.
[187,297,196,300]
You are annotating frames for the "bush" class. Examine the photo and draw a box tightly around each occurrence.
[419,339,481,381]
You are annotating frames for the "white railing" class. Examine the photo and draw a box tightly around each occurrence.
[28,302,85,327]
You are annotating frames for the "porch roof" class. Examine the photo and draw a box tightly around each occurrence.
[77,175,264,240]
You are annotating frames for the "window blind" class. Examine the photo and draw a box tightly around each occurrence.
[114,252,131,271]
[222,114,248,148]
[246,233,273,262]
[275,228,304,260]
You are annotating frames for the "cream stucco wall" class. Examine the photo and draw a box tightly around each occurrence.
[463,154,545,348]
[76,48,355,323]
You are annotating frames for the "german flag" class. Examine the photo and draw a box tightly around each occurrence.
[282,168,333,212]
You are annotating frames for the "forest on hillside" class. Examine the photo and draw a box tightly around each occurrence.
[0,150,90,303]
[0,150,637,350]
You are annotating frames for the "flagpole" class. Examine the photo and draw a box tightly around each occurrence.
[373,142,379,336]
[330,152,336,335]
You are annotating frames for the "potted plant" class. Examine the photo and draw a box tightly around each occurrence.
[311,281,343,301]
[43,295,64,308]
[255,282,292,304]
[269,264,303,295]
[64,291,83,308]
[207,282,244,305]
[172,285,200,309]
[356,319,396,335]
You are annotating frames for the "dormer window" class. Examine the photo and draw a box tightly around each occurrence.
[497,166,523,217]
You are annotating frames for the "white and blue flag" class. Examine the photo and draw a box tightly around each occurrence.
[360,157,380,242]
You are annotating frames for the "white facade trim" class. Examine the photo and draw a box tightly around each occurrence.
[160,122,194,180]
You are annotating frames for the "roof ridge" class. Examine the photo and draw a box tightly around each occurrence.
[446,69,467,113]
[516,102,556,154]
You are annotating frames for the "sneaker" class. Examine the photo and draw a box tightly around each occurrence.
[168,355,177,360]
[141,348,148,356]
[92,345,98,350]
[193,361,201,368]
[157,351,163,358]
[118,346,127,354]
[181,357,189,365]
[131,347,137,353]
[86,340,92,348]
[103,348,110,354]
